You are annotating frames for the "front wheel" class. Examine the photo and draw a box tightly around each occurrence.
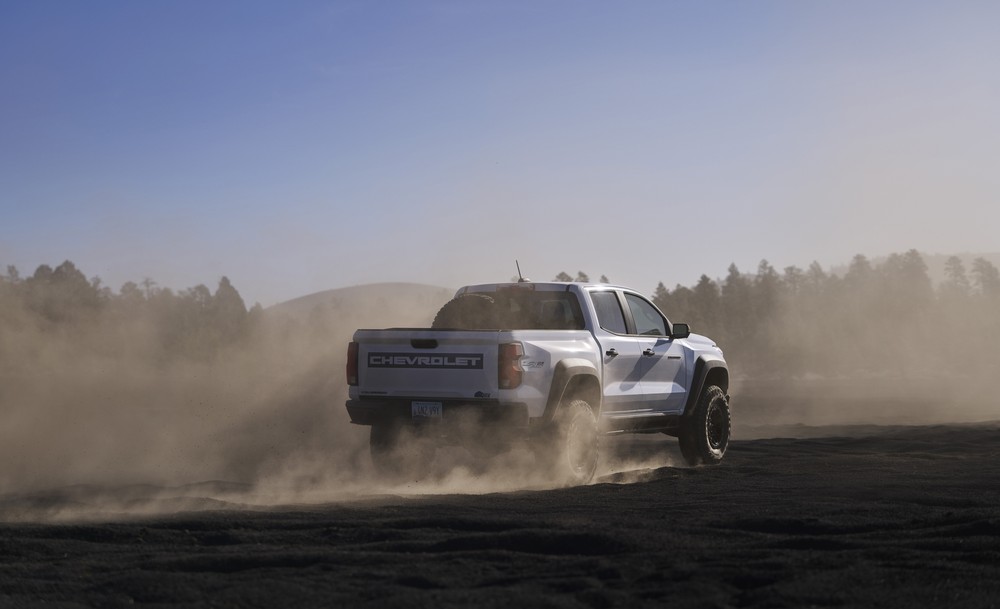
[678,385,731,466]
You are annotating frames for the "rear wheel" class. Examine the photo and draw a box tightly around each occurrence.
[534,399,599,486]
[678,385,730,466]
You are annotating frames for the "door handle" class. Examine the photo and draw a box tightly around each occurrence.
[605,348,618,357]
[643,348,655,357]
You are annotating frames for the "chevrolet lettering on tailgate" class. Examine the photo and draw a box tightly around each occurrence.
[367,353,484,369]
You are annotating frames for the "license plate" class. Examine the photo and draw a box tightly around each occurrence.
[411,401,443,419]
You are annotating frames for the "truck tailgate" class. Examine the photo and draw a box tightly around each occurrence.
[355,330,501,400]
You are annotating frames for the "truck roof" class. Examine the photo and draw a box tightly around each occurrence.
[457,281,633,295]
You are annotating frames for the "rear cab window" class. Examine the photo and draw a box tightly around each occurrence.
[462,287,586,330]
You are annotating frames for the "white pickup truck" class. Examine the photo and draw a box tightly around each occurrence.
[346,281,730,484]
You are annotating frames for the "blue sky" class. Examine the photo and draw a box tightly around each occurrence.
[2,1,998,305]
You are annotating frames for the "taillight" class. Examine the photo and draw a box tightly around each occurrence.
[346,341,359,386]
[498,342,524,389]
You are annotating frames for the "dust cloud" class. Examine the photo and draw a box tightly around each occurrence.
[0,281,447,519]
[2,255,999,521]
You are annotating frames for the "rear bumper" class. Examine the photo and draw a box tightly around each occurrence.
[345,398,530,428]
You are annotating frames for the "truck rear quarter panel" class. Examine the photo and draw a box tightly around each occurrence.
[506,331,599,419]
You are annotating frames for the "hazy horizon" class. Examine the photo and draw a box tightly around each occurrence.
[3,2,1000,307]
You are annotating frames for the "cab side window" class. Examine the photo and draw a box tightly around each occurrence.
[590,291,627,334]
[624,294,667,336]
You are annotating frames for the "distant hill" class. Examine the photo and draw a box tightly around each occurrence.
[267,282,456,329]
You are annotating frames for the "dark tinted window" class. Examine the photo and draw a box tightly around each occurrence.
[625,293,667,336]
[590,291,627,334]
[461,290,585,330]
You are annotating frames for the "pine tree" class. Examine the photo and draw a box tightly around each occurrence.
[971,258,1000,297]
[941,256,971,298]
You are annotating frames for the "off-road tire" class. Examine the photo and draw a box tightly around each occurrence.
[678,385,730,466]
[431,294,497,329]
[535,399,599,486]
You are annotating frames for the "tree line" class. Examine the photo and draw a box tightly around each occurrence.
[0,260,260,360]
[5,250,999,377]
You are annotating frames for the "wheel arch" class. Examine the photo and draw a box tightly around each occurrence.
[683,358,729,418]
[544,358,602,421]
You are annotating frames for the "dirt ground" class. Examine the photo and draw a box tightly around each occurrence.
[2,418,999,608]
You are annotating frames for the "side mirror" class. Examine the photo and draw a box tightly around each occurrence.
[671,323,690,339]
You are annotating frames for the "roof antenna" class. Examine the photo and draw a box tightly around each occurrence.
[516,260,531,283]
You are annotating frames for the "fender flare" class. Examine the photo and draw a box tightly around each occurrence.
[542,358,601,421]
[683,357,729,418]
